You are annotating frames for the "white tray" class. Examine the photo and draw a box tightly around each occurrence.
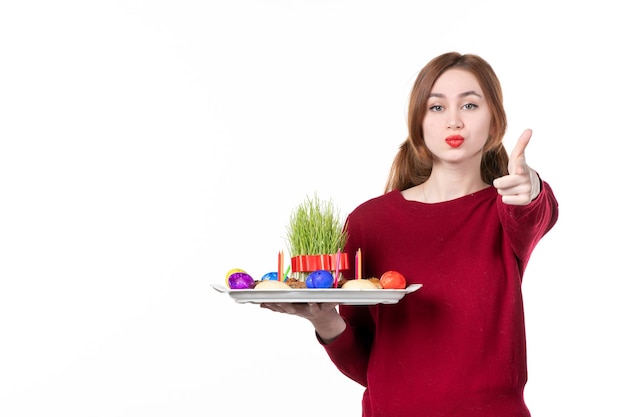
[211,283,422,305]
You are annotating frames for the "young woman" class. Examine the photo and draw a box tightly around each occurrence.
[261,52,559,417]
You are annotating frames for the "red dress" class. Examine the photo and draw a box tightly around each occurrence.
[322,184,559,417]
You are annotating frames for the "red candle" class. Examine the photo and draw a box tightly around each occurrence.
[334,249,341,288]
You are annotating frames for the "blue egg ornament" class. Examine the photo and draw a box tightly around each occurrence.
[306,270,334,288]
[261,271,279,281]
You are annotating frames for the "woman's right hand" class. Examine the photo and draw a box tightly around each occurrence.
[260,302,347,343]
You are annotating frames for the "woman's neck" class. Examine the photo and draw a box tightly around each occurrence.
[421,176,489,203]
[402,164,489,203]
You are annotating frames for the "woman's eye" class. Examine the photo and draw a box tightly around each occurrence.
[429,105,444,112]
[462,103,478,110]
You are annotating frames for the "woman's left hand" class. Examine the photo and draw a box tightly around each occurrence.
[493,129,541,205]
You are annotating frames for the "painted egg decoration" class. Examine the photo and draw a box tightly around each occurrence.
[228,272,255,289]
[225,268,246,286]
[305,270,334,288]
[379,270,407,289]
[261,271,279,281]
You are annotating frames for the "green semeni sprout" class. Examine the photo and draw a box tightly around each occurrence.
[286,193,348,257]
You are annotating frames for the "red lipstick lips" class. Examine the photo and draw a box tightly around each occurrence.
[445,135,464,148]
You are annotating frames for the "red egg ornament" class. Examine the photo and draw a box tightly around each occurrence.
[380,270,406,289]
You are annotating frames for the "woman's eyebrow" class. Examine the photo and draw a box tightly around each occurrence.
[460,90,482,98]
[429,90,483,99]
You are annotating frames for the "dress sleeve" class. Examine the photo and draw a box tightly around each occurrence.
[317,304,375,387]
[496,177,559,271]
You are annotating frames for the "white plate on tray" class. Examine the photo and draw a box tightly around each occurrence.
[211,283,422,305]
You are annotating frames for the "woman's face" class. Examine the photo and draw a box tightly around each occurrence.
[422,68,492,165]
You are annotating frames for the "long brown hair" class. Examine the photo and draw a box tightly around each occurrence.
[385,52,509,192]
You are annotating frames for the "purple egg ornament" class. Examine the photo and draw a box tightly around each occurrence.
[228,272,255,289]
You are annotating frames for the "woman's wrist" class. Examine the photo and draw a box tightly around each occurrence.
[312,314,347,344]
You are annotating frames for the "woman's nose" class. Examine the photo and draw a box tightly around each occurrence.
[448,117,462,129]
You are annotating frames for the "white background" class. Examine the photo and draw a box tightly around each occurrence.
[1,1,624,416]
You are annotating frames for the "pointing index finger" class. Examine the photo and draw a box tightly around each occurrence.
[509,129,533,160]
